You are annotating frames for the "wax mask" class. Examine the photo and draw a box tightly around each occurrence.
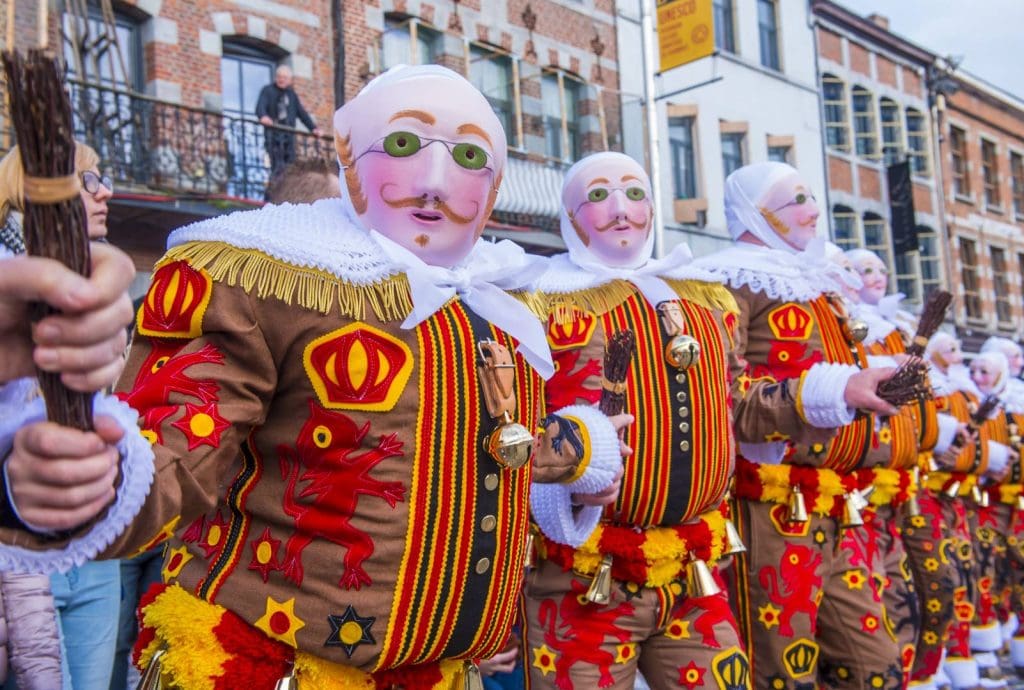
[850,252,889,306]
[970,353,1008,395]
[825,245,860,302]
[928,334,964,370]
[333,66,506,268]
[756,173,820,251]
[562,153,653,268]
[982,338,1024,378]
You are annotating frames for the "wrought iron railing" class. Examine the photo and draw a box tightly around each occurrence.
[64,78,334,201]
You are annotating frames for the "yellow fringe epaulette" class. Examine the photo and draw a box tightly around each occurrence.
[160,241,413,322]
[527,278,738,325]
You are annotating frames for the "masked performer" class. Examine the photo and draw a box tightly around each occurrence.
[692,162,908,690]
[0,65,624,688]
[520,152,749,690]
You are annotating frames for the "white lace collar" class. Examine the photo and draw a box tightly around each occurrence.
[690,242,843,302]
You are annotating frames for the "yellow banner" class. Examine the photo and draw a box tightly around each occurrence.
[657,0,714,73]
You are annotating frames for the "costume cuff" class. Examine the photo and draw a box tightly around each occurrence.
[970,625,1003,653]
[738,441,788,464]
[0,393,155,574]
[530,404,621,547]
[0,378,37,424]
[934,413,960,454]
[986,441,1010,478]
[867,354,899,369]
[796,363,859,429]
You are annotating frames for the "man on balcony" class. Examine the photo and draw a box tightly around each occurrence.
[255,65,322,179]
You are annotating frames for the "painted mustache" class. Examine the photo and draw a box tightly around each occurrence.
[594,215,648,232]
[381,189,477,225]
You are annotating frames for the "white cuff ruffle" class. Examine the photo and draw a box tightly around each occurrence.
[986,441,1010,479]
[970,624,1003,653]
[530,404,621,547]
[934,413,960,455]
[738,441,787,464]
[798,363,859,429]
[0,392,154,574]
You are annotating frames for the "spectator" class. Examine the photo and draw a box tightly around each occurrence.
[255,65,322,178]
[263,157,340,204]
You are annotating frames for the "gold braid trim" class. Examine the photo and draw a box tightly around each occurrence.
[161,241,413,322]
[525,278,738,325]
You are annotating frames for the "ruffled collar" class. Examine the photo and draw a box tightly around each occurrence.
[690,241,844,302]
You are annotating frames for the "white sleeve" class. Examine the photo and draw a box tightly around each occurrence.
[933,413,961,454]
[798,362,859,429]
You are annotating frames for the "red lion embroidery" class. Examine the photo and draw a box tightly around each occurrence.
[758,543,822,637]
[547,350,602,410]
[671,590,733,648]
[277,400,405,590]
[752,341,824,381]
[539,580,635,689]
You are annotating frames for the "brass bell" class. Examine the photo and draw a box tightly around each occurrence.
[723,519,747,555]
[523,530,536,569]
[136,649,166,690]
[665,334,701,370]
[1017,493,1024,511]
[841,493,865,529]
[585,554,613,604]
[944,479,962,499]
[787,485,809,523]
[687,554,721,597]
[485,412,535,470]
[847,318,869,344]
[904,493,922,518]
[274,670,298,690]
[852,485,874,511]
[464,661,484,690]
[976,486,990,508]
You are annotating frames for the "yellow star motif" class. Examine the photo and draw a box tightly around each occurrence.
[532,645,558,676]
[924,558,939,572]
[161,545,193,581]
[910,516,927,529]
[878,427,892,444]
[127,516,181,558]
[758,603,782,630]
[665,619,691,639]
[926,598,942,613]
[923,631,939,645]
[615,642,636,664]
[841,569,865,590]
[254,596,306,648]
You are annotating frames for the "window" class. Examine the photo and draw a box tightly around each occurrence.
[670,117,697,199]
[822,74,849,153]
[1018,253,1024,314]
[541,72,580,162]
[851,86,877,159]
[1012,152,1024,218]
[894,253,919,303]
[982,139,1001,210]
[960,237,982,320]
[721,132,745,179]
[713,0,735,54]
[905,108,929,176]
[879,98,902,167]
[62,4,142,89]
[862,213,892,287]
[757,0,780,70]
[469,45,515,146]
[991,246,1012,324]
[917,226,942,297]
[950,125,969,198]
[768,145,790,163]
[381,16,440,70]
[221,41,279,198]
[832,206,858,249]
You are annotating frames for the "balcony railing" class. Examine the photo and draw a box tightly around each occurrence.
[65,78,334,201]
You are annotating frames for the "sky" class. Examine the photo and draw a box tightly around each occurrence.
[835,0,1024,100]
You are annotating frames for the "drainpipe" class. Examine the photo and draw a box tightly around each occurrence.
[808,4,833,241]
[639,0,665,257]
[333,0,346,106]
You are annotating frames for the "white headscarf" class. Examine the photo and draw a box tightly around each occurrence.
[558,152,695,306]
[724,161,803,252]
[971,351,1009,396]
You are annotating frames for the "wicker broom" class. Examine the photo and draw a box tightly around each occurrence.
[3,49,93,431]
[599,330,635,417]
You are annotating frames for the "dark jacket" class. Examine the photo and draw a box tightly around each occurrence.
[254,83,316,131]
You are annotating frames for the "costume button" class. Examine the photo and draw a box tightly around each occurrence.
[679,422,690,433]
[484,474,499,491]
[678,407,689,418]
[481,515,497,532]
[679,440,690,452]
[475,557,491,574]
[675,373,687,384]
[676,391,688,403]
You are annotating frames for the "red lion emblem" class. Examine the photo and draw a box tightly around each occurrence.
[538,580,635,689]
[752,341,823,381]
[758,543,822,637]
[277,400,405,590]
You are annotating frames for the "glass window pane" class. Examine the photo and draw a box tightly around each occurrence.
[722,132,744,179]
[670,117,696,199]
[241,60,272,115]
[758,0,779,70]
[221,58,242,113]
[713,0,735,53]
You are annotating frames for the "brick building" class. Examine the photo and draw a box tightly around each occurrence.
[810,0,943,308]
[937,70,1024,346]
[1,0,626,282]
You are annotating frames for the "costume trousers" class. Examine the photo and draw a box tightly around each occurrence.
[902,489,967,682]
[728,500,903,690]
[522,557,750,690]
[965,501,1012,652]
[867,503,919,683]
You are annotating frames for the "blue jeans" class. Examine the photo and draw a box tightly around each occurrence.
[50,560,120,690]
[110,549,163,690]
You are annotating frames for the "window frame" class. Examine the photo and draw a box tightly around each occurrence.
[468,43,517,148]
[713,0,736,54]
[904,107,930,177]
[757,0,781,71]
[669,116,698,199]
[949,125,970,199]
[1011,150,1024,219]
[916,226,942,297]
[380,15,442,71]
[851,86,878,159]
[62,3,144,91]
[981,137,1002,211]
[990,245,1013,325]
[959,237,983,321]
[879,97,902,167]
[831,205,858,250]
[540,69,583,163]
[822,74,850,153]
[862,212,893,291]
[720,131,746,180]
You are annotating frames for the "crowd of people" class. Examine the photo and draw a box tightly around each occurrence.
[1,62,1024,690]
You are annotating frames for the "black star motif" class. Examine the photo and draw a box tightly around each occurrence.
[325,605,376,657]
